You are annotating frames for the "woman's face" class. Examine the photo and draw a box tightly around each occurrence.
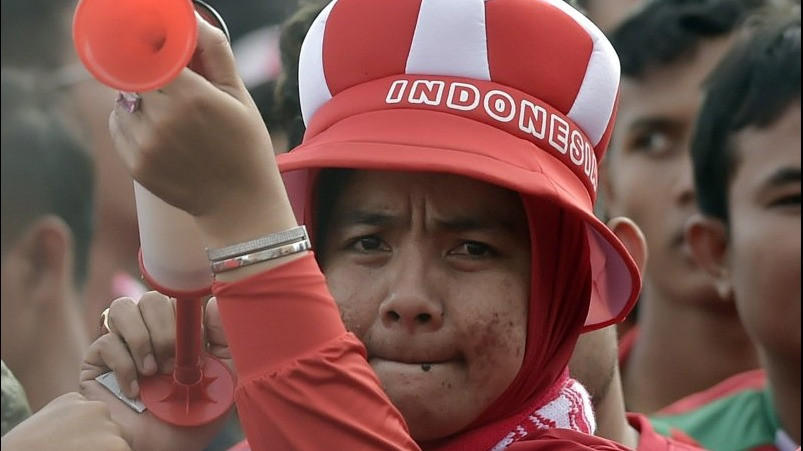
[318,170,531,440]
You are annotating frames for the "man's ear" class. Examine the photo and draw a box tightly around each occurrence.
[12,216,73,307]
[607,216,647,276]
[685,213,732,300]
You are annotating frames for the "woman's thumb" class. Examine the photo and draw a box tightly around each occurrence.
[204,297,230,353]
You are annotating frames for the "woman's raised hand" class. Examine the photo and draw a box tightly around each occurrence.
[108,15,295,252]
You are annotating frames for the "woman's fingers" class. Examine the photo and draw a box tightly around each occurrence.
[189,12,246,98]
[204,297,236,378]
[82,333,142,399]
[203,298,227,354]
[83,292,179,399]
[106,297,158,377]
[138,293,178,374]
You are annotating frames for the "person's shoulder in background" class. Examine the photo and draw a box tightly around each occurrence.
[1,360,32,436]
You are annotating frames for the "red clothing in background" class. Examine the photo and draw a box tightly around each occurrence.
[627,413,704,450]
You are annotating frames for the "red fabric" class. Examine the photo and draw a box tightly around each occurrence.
[297,77,598,200]
[655,369,767,416]
[429,197,594,450]
[279,105,642,331]
[627,413,704,450]
[291,0,641,333]
[227,440,249,451]
[509,429,634,450]
[485,0,592,114]
[214,253,344,380]
[322,0,421,96]
[215,255,416,450]
[228,431,632,450]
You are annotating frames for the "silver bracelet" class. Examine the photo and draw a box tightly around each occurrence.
[210,239,312,274]
[206,225,308,262]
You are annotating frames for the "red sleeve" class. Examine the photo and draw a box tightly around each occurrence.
[213,254,419,451]
[626,413,704,451]
[655,369,766,416]
[509,428,636,450]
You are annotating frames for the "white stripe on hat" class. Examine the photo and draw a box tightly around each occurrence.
[299,0,337,125]
[544,0,619,146]
[567,45,619,146]
[405,0,491,81]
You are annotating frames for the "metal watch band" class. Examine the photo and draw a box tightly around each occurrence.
[209,239,312,274]
[206,225,308,262]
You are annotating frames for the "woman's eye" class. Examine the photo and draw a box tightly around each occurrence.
[351,236,388,252]
[451,241,494,257]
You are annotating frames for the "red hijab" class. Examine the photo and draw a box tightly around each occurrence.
[419,195,599,449]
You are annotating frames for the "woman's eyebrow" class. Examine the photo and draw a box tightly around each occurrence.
[336,210,399,227]
[334,210,520,234]
[435,216,520,235]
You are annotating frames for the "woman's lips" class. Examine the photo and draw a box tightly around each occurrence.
[370,357,449,365]
[369,355,462,372]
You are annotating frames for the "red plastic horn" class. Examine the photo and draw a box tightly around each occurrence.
[73,0,198,92]
[74,0,236,427]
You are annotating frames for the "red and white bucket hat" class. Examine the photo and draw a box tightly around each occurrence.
[278,0,641,331]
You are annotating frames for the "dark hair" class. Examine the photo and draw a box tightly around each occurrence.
[274,2,328,150]
[610,0,763,78]
[1,70,95,286]
[201,0,299,42]
[312,168,355,263]
[692,6,801,222]
[250,78,287,146]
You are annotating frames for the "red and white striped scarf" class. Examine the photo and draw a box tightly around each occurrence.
[227,373,595,451]
[491,374,595,450]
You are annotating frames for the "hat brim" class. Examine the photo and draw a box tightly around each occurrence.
[278,108,639,331]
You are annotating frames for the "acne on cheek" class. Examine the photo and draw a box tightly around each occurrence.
[475,275,528,364]
[469,310,525,367]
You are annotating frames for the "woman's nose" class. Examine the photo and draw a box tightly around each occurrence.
[379,258,444,333]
